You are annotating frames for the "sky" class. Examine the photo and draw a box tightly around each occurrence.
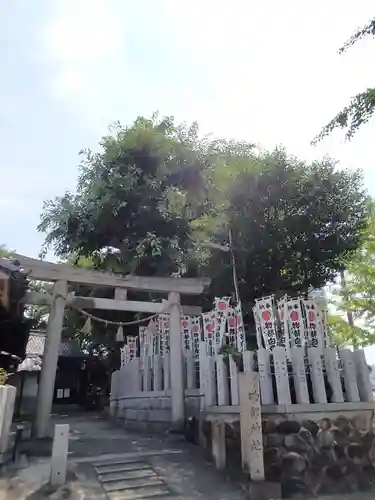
[1,1,375,356]
[1,0,375,257]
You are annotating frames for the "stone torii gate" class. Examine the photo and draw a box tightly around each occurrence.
[14,254,210,438]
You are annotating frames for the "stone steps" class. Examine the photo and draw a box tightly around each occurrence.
[94,458,172,499]
[98,469,157,483]
[96,463,150,475]
[107,487,170,500]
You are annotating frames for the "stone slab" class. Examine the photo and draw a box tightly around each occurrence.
[247,481,281,500]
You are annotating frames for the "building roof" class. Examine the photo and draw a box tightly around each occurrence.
[26,331,73,357]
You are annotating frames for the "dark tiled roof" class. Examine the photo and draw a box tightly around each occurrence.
[26,332,75,357]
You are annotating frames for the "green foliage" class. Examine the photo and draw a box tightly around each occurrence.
[0,368,8,385]
[338,18,375,54]
[0,245,10,258]
[197,149,369,313]
[313,17,375,142]
[328,314,374,348]
[25,281,51,330]
[38,115,369,351]
[334,211,375,341]
[38,115,209,277]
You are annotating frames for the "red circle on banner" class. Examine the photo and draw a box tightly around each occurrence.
[262,310,271,321]
[290,311,299,321]
[218,301,227,311]
[182,320,189,329]
[207,324,213,333]
[229,317,235,327]
[193,325,199,333]
[280,310,284,320]
[308,310,316,322]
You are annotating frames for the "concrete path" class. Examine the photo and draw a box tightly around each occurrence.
[2,414,373,499]
[66,413,245,499]
[0,413,245,499]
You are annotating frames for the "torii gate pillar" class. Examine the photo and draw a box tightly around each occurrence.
[168,291,185,428]
[35,280,67,438]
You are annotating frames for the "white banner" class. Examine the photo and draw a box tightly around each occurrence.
[235,301,246,352]
[202,311,215,356]
[286,298,305,348]
[256,295,278,351]
[181,315,193,354]
[276,295,291,356]
[213,297,231,355]
[191,316,202,359]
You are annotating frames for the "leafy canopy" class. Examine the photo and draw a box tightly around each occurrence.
[195,148,369,309]
[38,115,369,345]
[313,17,375,142]
[334,210,375,344]
[38,115,208,277]
[328,314,375,348]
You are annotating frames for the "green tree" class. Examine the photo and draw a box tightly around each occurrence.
[313,17,375,142]
[195,149,369,314]
[0,245,11,258]
[334,211,375,343]
[38,115,209,276]
[328,314,374,348]
[38,116,370,345]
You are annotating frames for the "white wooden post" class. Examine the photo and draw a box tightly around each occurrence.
[239,372,264,481]
[153,355,162,391]
[273,347,291,405]
[291,347,309,404]
[243,350,254,372]
[324,347,344,403]
[36,280,67,438]
[163,353,171,391]
[211,421,226,470]
[352,349,373,402]
[205,356,217,407]
[134,357,142,392]
[110,371,119,417]
[186,352,195,390]
[50,424,69,486]
[143,356,151,392]
[229,355,239,405]
[199,342,207,408]
[216,355,229,406]
[127,361,134,393]
[114,287,127,300]
[169,291,185,426]
[307,347,327,403]
[257,348,274,405]
[340,348,360,402]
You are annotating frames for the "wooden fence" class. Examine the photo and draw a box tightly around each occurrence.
[112,344,374,407]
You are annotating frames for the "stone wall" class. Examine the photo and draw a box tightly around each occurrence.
[185,390,202,418]
[201,406,375,497]
[115,391,171,432]
[262,409,375,497]
[111,390,202,432]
